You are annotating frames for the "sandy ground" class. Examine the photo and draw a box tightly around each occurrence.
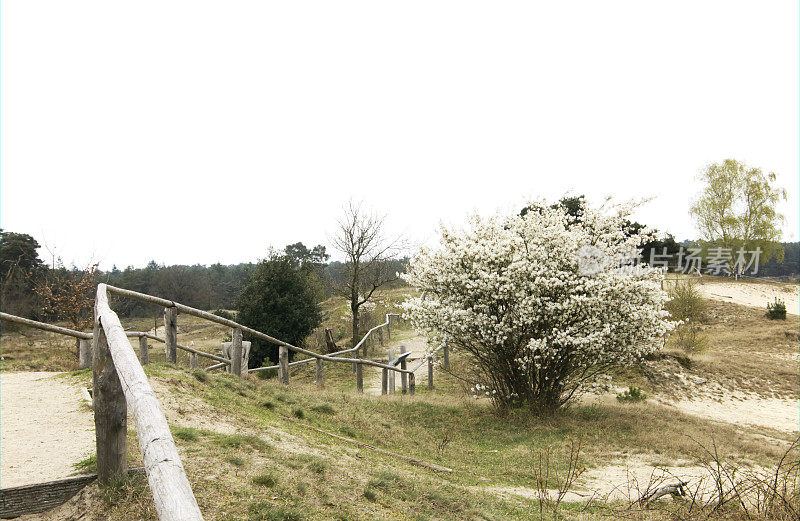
[364,336,431,396]
[666,393,799,434]
[695,280,799,315]
[0,372,95,488]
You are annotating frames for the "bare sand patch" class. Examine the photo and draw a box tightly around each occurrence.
[663,393,799,434]
[696,281,799,315]
[0,372,95,488]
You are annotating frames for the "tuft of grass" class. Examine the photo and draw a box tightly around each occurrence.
[367,470,406,491]
[363,487,377,502]
[225,455,245,467]
[261,400,276,410]
[247,502,304,521]
[213,433,272,452]
[616,386,647,403]
[309,404,335,415]
[191,369,208,382]
[72,454,96,474]
[252,471,279,487]
[275,393,296,404]
[172,426,200,442]
[286,454,328,474]
[292,407,305,419]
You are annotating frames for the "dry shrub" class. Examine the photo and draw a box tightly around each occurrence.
[667,281,709,352]
[604,437,799,521]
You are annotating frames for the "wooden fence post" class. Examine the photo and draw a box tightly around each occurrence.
[163,307,178,364]
[356,363,363,393]
[378,328,383,347]
[381,368,388,395]
[409,372,415,395]
[92,318,127,483]
[231,328,243,377]
[138,335,149,365]
[386,318,391,340]
[78,339,92,369]
[442,342,450,370]
[279,345,289,384]
[316,358,324,388]
[428,358,434,390]
[400,346,408,394]
[388,348,395,393]
[189,352,198,369]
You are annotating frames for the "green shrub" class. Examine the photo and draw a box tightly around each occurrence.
[616,386,647,403]
[766,298,787,320]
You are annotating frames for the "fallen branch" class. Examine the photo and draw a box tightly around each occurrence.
[638,480,689,505]
[279,415,453,473]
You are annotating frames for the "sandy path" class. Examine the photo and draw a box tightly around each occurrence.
[695,280,799,315]
[364,336,431,396]
[1,372,95,488]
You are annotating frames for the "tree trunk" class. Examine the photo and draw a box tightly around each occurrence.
[351,301,359,348]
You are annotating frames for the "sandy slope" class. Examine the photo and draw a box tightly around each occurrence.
[0,372,95,488]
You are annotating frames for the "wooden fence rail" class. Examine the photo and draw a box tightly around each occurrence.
[102,285,413,378]
[94,284,204,520]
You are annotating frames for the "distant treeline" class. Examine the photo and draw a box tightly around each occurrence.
[0,230,408,322]
[758,242,799,278]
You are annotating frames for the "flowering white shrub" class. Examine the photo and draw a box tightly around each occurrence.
[402,200,675,413]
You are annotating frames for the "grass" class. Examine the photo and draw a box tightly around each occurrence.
[72,454,96,474]
[4,286,798,520]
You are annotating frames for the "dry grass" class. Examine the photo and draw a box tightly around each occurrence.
[3,284,798,520]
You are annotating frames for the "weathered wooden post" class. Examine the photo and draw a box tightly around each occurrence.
[400,346,408,394]
[428,357,434,390]
[409,372,415,395]
[442,342,450,370]
[138,335,149,365]
[381,368,388,395]
[388,348,395,393]
[315,358,324,388]
[356,363,363,393]
[386,317,391,340]
[92,318,127,483]
[163,306,178,363]
[189,352,198,369]
[231,328,243,377]
[78,339,92,369]
[279,345,289,384]
[378,328,383,347]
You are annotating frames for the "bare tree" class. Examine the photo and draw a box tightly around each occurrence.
[332,201,404,347]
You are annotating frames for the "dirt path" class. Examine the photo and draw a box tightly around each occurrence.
[0,372,95,488]
[364,335,431,396]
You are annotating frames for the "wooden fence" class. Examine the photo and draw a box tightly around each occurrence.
[0,284,453,520]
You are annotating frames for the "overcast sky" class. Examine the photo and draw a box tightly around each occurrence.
[1,1,797,269]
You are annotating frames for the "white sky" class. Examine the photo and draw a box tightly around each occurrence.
[1,1,797,269]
